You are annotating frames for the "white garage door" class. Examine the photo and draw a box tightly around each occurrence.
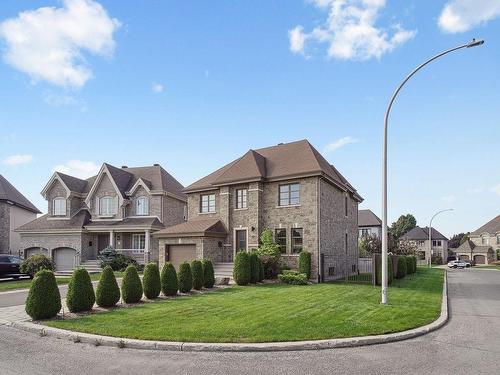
[168,245,197,271]
[25,248,48,258]
[53,248,76,271]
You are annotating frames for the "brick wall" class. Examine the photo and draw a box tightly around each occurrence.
[0,202,10,253]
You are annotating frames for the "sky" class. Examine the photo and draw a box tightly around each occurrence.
[0,0,498,237]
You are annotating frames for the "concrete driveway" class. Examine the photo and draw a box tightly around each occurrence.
[0,268,499,374]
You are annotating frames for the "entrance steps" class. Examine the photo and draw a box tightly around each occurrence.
[213,262,234,279]
[55,259,102,276]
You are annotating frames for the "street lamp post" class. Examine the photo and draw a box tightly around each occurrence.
[428,209,454,267]
[381,39,484,305]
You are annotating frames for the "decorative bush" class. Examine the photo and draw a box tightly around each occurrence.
[278,270,308,285]
[178,262,193,293]
[202,259,215,288]
[258,258,265,282]
[375,255,394,286]
[431,255,443,265]
[96,266,120,308]
[298,251,312,279]
[25,269,61,320]
[121,265,143,303]
[20,254,54,278]
[66,268,95,313]
[143,263,161,299]
[395,256,407,279]
[255,229,281,279]
[249,252,260,283]
[191,260,204,290]
[161,262,178,296]
[233,251,251,286]
[405,256,414,274]
[98,247,138,271]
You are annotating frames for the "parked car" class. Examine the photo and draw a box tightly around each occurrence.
[0,255,27,278]
[447,260,467,269]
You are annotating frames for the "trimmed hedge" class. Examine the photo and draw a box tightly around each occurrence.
[96,266,120,308]
[233,252,251,286]
[20,254,54,278]
[405,256,414,274]
[121,265,143,303]
[202,259,215,288]
[191,260,204,290]
[161,262,178,296]
[375,255,394,286]
[395,256,407,279]
[278,270,308,285]
[25,269,61,320]
[412,256,417,273]
[143,263,161,299]
[178,262,193,293]
[298,251,312,279]
[249,252,260,283]
[66,268,95,313]
[258,258,265,282]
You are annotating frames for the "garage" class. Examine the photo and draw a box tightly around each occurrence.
[25,247,48,258]
[459,254,470,260]
[474,254,486,265]
[53,248,76,271]
[167,245,197,270]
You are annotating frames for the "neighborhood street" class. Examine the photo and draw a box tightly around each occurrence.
[0,268,499,375]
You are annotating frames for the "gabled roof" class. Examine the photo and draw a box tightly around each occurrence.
[15,210,90,232]
[85,217,165,229]
[358,209,382,227]
[400,226,448,241]
[153,218,227,238]
[103,163,133,198]
[0,174,40,213]
[456,240,492,254]
[185,140,362,202]
[56,172,88,193]
[471,215,500,235]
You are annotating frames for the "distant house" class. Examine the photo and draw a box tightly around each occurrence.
[358,209,382,238]
[456,215,500,264]
[0,175,41,254]
[399,226,449,265]
[454,240,495,265]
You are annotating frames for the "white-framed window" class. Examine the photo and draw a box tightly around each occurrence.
[200,194,216,213]
[275,228,287,254]
[482,235,489,245]
[236,189,248,209]
[432,240,442,247]
[52,198,66,216]
[132,234,146,253]
[136,196,149,215]
[279,183,300,206]
[291,228,303,254]
[99,196,117,216]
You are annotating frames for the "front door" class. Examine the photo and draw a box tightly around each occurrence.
[97,234,110,252]
[234,229,247,258]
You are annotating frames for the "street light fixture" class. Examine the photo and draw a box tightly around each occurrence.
[428,209,454,267]
[381,39,484,305]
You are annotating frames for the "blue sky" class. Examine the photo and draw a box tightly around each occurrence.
[0,0,498,236]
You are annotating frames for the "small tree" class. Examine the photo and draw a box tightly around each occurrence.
[233,252,251,286]
[191,260,204,290]
[20,254,54,278]
[394,239,418,256]
[121,265,143,303]
[298,251,312,279]
[202,259,215,288]
[390,214,417,240]
[66,268,95,313]
[143,263,161,299]
[96,266,120,308]
[395,256,407,279]
[178,262,193,293]
[161,262,178,296]
[249,252,260,283]
[255,229,281,279]
[25,269,61,320]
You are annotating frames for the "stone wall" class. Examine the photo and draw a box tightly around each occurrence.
[46,179,68,216]
[162,195,187,227]
[89,173,122,220]
[20,233,83,259]
[0,202,10,253]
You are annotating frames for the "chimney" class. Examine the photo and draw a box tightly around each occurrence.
[122,165,128,169]
[153,163,160,166]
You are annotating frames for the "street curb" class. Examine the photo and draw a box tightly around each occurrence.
[2,272,448,352]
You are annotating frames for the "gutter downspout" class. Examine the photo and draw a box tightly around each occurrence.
[317,177,322,283]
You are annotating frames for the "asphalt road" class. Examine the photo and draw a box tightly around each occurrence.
[0,282,70,308]
[0,268,499,375]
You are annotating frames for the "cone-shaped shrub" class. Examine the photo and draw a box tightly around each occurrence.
[142,263,161,299]
[121,265,143,303]
[395,256,407,279]
[405,256,414,275]
[249,252,260,283]
[191,260,204,290]
[258,258,265,282]
[233,252,251,286]
[66,268,95,313]
[161,262,178,296]
[178,262,193,293]
[202,259,215,288]
[96,266,120,308]
[298,251,312,279]
[25,269,61,320]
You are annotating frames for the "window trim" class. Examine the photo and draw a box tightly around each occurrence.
[235,188,248,209]
[291,227,303,254]
[234,228,248,253]
[275,228,287,254]
[52,197,66,216]
[132,233,146,253]
[135,196,149,216]
[99,196,117,216]
[278,183,300,207]
[200,193,216,213]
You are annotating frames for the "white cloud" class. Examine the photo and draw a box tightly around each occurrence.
[151,83,164,93]
[491,183,500,196]
[289,0,416,60]
[439,0,500,33]
[324,136,358,153]
[53,160,100,179]
[0,0,120,88]
[2,154,33,166]
[466,187,484,194]
[442,194,456,203]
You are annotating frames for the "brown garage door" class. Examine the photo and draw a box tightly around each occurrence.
[474,254,486,264]
[168,245,197,271]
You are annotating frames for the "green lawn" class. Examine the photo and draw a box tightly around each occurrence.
[46,268,444,343]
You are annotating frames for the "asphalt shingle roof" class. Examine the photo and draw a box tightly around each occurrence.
[15,210,90,231]
[154,218,227,238]
[358,209,382,227]
[456,240,492,254]
[471,215,500,235]
[0,174,40,213]
[399,226,448,241]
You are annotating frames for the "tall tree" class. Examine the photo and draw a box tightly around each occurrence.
[449,232,469,248]
[390,214,417,239]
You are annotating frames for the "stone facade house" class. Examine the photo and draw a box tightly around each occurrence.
[16,163,187,271]
[154,140,363,282]
[358,209,382,238]
[0,175,41,254]
[455,240,495,265]
[457,215,500,264]
[399,226,449,265]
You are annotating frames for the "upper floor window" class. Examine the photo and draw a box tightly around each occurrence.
[200,194,216,213]
[432,240,442,247]
[275,228,287,254]
[99,196,117,216]
[236,189,248,209]
[359,228,370,237]
[291,228,303,254]
[136,196,149,215]
[417,240,425,246]
[52,198,66,216]
[279,183,300,206]
[482,235,489,245]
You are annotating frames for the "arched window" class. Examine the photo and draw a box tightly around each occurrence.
[52,198,66,216]
[99,196,117,215]
[136,196,149,215]
[482,235,489,245]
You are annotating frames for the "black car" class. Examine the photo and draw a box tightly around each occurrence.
[0,255,26,279]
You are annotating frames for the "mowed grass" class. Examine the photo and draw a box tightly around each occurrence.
[46,268,444,343]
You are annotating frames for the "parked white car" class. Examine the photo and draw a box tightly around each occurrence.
[447,260,467,269]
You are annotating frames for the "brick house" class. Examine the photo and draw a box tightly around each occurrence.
[399,226,449,264]
[154,140,363,282]
[16,163,186,271]
[456,215,500,264]
[0,175,41,254]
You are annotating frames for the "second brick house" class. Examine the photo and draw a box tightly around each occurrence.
[154,140,363,282]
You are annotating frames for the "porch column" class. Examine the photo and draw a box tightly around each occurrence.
[109,230,115,248]
[144,230,151,263]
